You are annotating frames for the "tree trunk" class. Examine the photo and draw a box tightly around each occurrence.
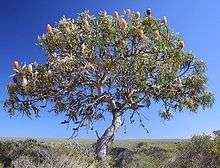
[95,111,122,160]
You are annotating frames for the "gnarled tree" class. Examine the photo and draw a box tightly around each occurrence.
[5,9,214,160]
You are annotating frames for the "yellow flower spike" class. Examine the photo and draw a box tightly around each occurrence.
[28,64,33,73]
[146,8,152,17]
[135,11,141,19]
[179,41,185,49]
[138,29,144,39]
[119,18,128,30]
[22,77,28,87]
[13,61,20,70]
[154,30,160,37]
[113,11,120,19]
[47,24,53,33]
[125,9,131,16]
[6,82,13,92]
[161,16,168,25]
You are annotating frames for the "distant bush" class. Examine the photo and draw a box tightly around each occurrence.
[211,130,220,154]
[136,141,152,148]
[0,139,98,168]
[0,140,18,167]
[109,141,178,168]
[164,134,220,168]
[211,138,220,154]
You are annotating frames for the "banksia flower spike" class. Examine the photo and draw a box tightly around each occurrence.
[146,8,152,17]
[22,77,28,87]
[81,43,86,53]
[179,40,185,49]
[84,20,90,30]
[125,9,131,16]
[6,82,13,92]
[47,24,53,33]
[113,11,120,19]
[65,27,71,33]
[154,30,160,37]
[135,11,141,19]
[28,64,33,73]
[119,18,128,30]
[187,99,194,108]
[13,61,20,70]
[138,29,144,39]
[47,70,52,77]
[161,16,168,25]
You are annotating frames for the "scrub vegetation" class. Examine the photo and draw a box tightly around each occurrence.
[0,131,220,168]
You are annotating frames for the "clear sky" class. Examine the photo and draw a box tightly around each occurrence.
[0,0,219,139]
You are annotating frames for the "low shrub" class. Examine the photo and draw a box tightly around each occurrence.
[0,139,98,168]
[1,133,220,168]
[164,134,220,168]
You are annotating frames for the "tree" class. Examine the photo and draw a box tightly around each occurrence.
[4,9,214,160]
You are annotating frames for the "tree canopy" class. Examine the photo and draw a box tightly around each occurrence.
[4,8,214,159]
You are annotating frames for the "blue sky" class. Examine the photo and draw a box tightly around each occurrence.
[0,0,219,139]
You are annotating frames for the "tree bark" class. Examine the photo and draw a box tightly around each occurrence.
[95,111,122,160]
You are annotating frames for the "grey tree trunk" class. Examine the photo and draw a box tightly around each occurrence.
[95,111,122,160]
